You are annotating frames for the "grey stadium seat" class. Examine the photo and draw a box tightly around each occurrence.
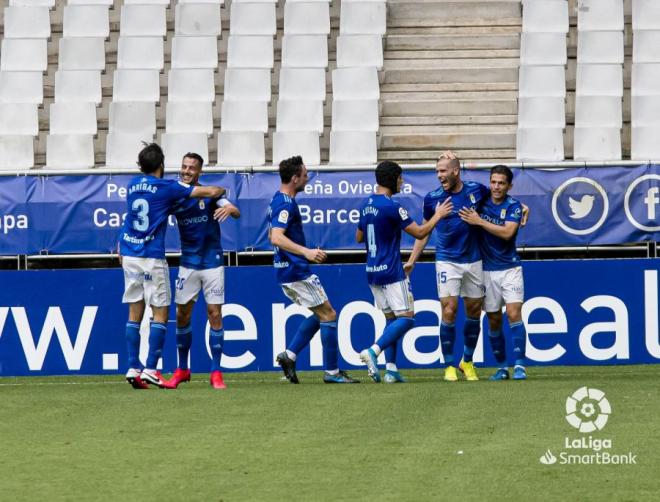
[217,131,265,166]
[175,4,222,37]
[171,36,219,69]
[112,70,160,103]
[329,131,377,165]
[518,66,566,97]
[230,3,276,36]
[332,67,380,100]
[120,5,167,38]
[49,102,97,134]
[517,97,566,128]
[117,37,164,70]
[224,69,271,101]
[279,68,326,101]
[522,0,569,33]
[573,127,622,161]
[574,96,622,128]
[162,133,209,168]
[46,134,95,169]
[63,5,109,38]
[58,37,105,71]
[166,101,214,135]
[227,36,274,69]
[1,39,48,72]
[0,72,43,104]
[339,2,386,36]
[276,100,324,134]
[284,2,330,35]
[3,6,51,38]
[109,102,156,136]
[0,103,38,136]
[105,133,154,169]
[336,35,383,69]
[577,0,624,32]
[272,131,320,165]
[516,127,564,161]
[0,135,34,170]
[168,69,216,102]
[331,99,379,131]
[281,35,328,68]
[221,101,269,133]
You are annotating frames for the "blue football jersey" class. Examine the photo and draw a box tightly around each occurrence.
[268,191,311,284]
[174,194,226,270]
[358,194,414,285]
[479,196,523,271]
[119,175,193,259]
[423,181,489,263]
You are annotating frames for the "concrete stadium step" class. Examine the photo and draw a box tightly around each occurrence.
[386,49,519,60]
[387,0,520,27]
[378,149,516,164]
[379,125,517,150]
[382,90,517,117]
[381,115,517,126]
[383,58,519,84]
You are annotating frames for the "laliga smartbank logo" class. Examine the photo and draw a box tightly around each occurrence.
[539,387,638,466]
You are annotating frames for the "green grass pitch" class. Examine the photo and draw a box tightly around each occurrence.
[1,366,658,501]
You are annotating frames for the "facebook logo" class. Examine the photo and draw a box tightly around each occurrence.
[644,187,660,220]
[624,175,660,232]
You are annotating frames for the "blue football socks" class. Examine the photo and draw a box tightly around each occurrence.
[288,315,321,357]
[383,318,398,370]
[125,321,142,369]
[176,324,192,370]
[510,321,527,367]
[440,321,456,365]
[375,317,415,354]
[210,328,224,372]
[320,321,339,372]
[462,317,481,363]
[145,322,167,370]
[488,329,507,365]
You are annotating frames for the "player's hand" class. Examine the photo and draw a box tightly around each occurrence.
[458,207,482,226]
[403,261,414,276]
[214,206,232,222]
[434,198,453,219]
[304,248,327,264]
[440,150,457,160]
[521,204,530,226]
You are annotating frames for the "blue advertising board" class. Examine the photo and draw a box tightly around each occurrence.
[0,259,658,377]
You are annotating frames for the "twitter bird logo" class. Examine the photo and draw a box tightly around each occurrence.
[568,195,595,219]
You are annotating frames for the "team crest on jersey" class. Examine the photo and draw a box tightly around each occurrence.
[470,194,476,204]
[399,207,409,220]
[278,210,289,224]
[199,200,205,210]
[500,208,507,219]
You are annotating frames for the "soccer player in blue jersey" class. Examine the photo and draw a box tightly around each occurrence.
[119,143,225,389]
[356,161,448,383]
[162,153,240,390]
[270,156,358,384]
[458,165,528,380]
[405,151,489,382]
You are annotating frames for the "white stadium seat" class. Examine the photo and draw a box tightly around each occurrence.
[124,0,168,5]
[631,63,660,96]
[339,2,386,36]
[519,33,567,66]
[1,39,47,72]
[284,2,330,35]
[162,133,209,168]
[517,97,566,128]
[574,96,622,128]
[221,101,269,133]
[332,99,379,131]
[46,134,95,169]
[576,64,623,96]
[217,131,265,166]
[272,131,320,165]
[631,96,660,126]
[279,68,326,101]
[63,6,109,38]
[516,127,564,161]
[180,0,224,4]
[58,37,105,71]
[632,0,660,31]
[632,31,660,63]
[0,104,38,135]
[281,35,328,68]
[0,72,43,104]
[50,102,97,134]
[276,100,324,134]
[230,3,276,36]
[9,0,55,6]
[329,131,377,165]
[109,102,156,136]
[105,133,154,169]
[113,70,160,103]
[577,0,624,32]
[332,67,380,100]
[175,4,222,37]
[171,37,219,69]
[518,66,566,97]
[577,31,624,64]
[224,69,271,101]
[573,127,622,161]
[631,126,660,159]
[3,7,50,38]
[522,0,569,33]
[166,101,214,135]
[168,69,216,102]
[68,0,113,5]
[117,37,164,70]
[0,135,34,170]
[227,36,274,69]
[336,35,383,69]
[120,5,167,38]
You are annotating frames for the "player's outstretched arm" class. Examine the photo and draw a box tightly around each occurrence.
[458,208,519,240]
[270,227,327,264]
[191,185,226,199]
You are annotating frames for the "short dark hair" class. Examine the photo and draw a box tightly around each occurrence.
[375,161,402,193]
[279,156,304,183]
[138,143,164,174]
[183,152,204,169]
[491,164,513,184]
